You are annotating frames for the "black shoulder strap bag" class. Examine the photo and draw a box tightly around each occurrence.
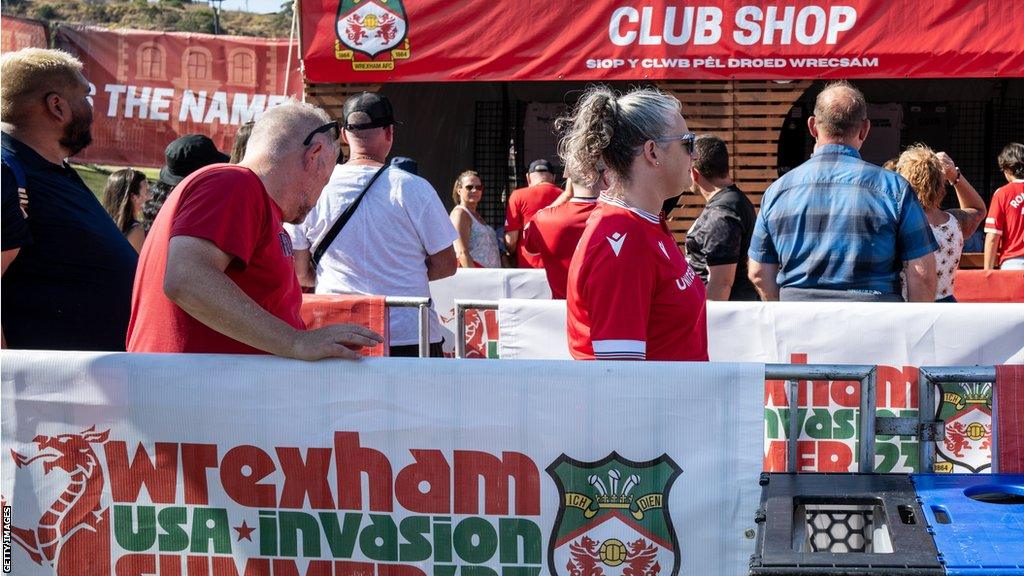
[310,164,388,269]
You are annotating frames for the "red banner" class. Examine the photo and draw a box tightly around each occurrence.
[300,0,1024,83]
[0,15,48,53]
[54,25,302,167]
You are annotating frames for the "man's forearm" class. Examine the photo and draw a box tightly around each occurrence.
[166,264,299,356]
[705,263,736,301]
[984,233,1000,270]
[748,261,780,301]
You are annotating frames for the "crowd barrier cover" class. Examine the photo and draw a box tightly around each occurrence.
[429,269,551,358]
[300,0,1024,82]
[54,25,302,167]
[2,352,763,576]
[498,301,1024,474]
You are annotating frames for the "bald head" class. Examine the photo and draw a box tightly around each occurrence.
[812,81,868,141]
[244,100,334,160]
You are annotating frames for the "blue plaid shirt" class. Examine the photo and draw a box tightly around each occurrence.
[749,144,937,294]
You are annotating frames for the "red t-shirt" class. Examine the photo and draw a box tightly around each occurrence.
[505,182,563,268]
[984,180,1024,265]
[127,165,304,354]
[522,198,598,298]
[567,197,709,361]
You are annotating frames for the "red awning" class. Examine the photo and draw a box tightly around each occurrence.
[300,0,1024,83]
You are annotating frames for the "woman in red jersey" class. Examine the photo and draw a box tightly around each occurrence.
[558,86,708,361]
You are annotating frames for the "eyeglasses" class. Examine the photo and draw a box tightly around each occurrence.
[303,121,341,146]
[464,184,484,191]
[653,132,697,155]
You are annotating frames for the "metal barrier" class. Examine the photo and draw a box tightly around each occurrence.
[384,296,432,358]
[450,301,1002,471]
[768,363,998,473]
[453,299,498,358]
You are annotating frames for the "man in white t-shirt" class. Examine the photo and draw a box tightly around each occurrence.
[287,92,457,356]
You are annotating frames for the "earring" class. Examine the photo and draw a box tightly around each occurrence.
[655,161,661,166]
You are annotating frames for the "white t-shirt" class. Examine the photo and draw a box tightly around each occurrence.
[286,164,458,346]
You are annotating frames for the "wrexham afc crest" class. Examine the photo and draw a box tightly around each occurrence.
[547,453,681,576]
[335,0,410,70]
[934,382,992,473]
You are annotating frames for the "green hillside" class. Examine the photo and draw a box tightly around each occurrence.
[2,0,293,38]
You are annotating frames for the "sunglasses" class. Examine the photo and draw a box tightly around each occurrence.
[303,121,341,146]
[464,184,484,191]
[653,132,697,155]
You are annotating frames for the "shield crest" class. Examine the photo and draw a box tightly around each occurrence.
[546,452,681,576]
[336,0,408,58]
[934,382,992,473]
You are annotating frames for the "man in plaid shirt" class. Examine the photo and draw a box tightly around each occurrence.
[748,82,938,302]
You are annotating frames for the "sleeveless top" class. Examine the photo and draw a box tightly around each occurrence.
[903,212,963,301]
[455,205,501,268]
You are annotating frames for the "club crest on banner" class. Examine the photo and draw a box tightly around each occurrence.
[546,453,681,576]
[335,0,410,71]
[934,382,993,473]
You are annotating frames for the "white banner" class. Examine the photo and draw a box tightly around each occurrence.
[497,300,1024,473]
[430,269,551,357]
[2,351,763,576]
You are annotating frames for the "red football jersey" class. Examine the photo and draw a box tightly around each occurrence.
[567,197,708,361]
[127,165,305,354]
[985,180,1024,265]
[505,182,563,268]
[522,198,598,298]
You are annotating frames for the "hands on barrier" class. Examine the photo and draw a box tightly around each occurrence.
[289,324,384,360]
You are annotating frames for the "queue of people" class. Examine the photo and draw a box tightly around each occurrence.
[2,48,1022,362]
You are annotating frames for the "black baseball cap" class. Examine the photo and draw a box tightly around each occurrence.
[527,159,553,173]
[159,134,229,187]
[342,92,400,131]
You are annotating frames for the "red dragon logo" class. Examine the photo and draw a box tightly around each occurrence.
[345,12,399,46]
[7,426,112,575]
[566,536,662,576]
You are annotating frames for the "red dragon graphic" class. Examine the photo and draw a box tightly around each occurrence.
[345,14,368,46]
[567,536,662,576]
[944,421,991,458]
[8,426,112,576]
[375,13,398,44]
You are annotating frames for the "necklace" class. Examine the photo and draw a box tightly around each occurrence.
[351,154,383,164]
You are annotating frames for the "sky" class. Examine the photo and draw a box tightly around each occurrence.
[217,0,287,14]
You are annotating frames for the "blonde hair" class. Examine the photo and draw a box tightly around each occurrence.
[1,48,85,121]
[452,170,481,205]
[896,144,944,209]
[556,85,680,187]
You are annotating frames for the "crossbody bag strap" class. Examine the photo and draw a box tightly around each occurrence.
[311,163,388,268]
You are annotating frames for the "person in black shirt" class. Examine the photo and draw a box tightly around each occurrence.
[1,48,138,350]
[683,136,759,301]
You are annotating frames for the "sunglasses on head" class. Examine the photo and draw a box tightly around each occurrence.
[303,121,341,146]
[653,132,697,155]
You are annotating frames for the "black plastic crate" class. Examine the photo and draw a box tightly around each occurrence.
[749,473,944,575]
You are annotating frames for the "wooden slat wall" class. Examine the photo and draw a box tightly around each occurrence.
[656,80,811,245]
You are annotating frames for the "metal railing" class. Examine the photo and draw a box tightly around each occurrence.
[384,297,432,358]
[449,301,1003,472]
[453,299,499,358]
[768,363,998,474]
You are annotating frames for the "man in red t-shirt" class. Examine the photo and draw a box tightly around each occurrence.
[504,159,563,268]
[521,172,605,298]
[984,143,1024,270]
[127,102,382,358]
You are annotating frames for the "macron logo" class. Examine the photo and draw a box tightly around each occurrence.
[606,232,627,256]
